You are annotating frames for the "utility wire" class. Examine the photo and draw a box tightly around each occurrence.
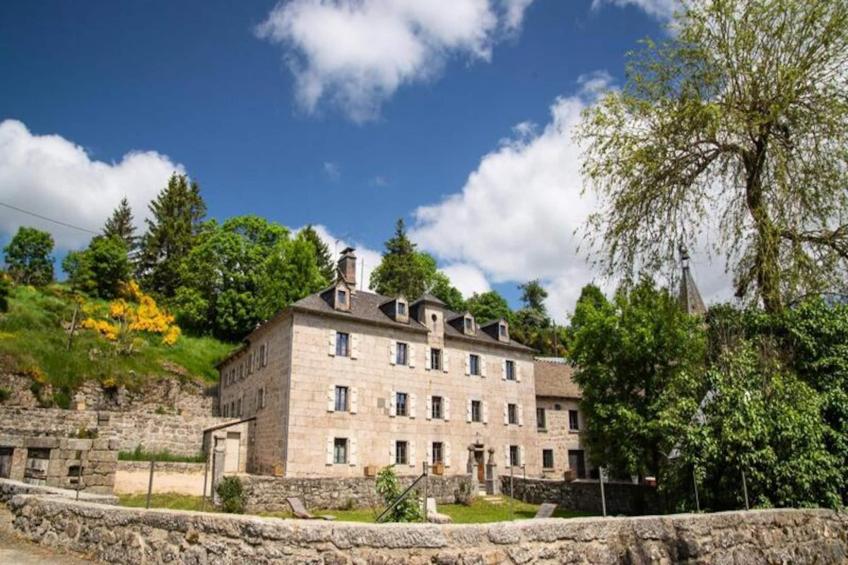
[0,201,99,235]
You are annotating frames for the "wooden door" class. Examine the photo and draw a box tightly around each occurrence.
[224,432,240,473]
[474,449,485,482]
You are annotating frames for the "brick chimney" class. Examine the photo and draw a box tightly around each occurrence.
[337,247,357,288]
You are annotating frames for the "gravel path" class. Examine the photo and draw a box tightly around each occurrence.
[0,506,96,564]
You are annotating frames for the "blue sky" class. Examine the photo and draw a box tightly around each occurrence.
[1,0,695,318]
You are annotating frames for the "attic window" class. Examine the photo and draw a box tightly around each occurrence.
[397,301,407,316]
[499,324,507,337]
[337,289,347,306]
[464,317,474,333]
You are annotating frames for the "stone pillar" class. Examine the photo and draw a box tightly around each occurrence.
[485,448,498,495]
[466,446,477,492]
[212,440,225,505]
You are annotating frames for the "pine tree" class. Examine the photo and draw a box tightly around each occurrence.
[137,174,207,297]
[299,225,335,284]
[370,219,429,299]
[103,197,136,250]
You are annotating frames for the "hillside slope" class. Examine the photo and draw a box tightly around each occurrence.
[0,283,234,406]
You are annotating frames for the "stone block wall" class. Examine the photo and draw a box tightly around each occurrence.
[503,475,659,516]
[241,473,474,512]
[7,494,848,564]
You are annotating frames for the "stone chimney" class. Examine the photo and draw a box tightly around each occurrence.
[337,247,357,288]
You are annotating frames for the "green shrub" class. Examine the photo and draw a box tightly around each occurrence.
[0,275,10,313]
[0,387,10,402]
[53,387,71,409]
[216,476,245,514]
[375,465,421,522]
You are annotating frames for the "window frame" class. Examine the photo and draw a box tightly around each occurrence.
[431,395,443,420]
[333,438,348,465]
[396,392,408,417]
[397,301,407,316]
[470,400,482,423]
[507,403,518,425]
[432,441,444,465]
[430,348,442,371]
[469,354,480,376]
[395,440,408,465]
[542,449,554,469]
[396,341,409,365]
[505,360,516,381]
[336,332,350,357]
[568,410,580,431]
[337,288,347,306]
[335,385,350,412]
[536,407,546,430]
[509,445,519,467]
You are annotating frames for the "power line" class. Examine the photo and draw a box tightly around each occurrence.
[0,201,99,235]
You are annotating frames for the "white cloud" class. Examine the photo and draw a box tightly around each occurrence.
[440,263,490,297]
[323,161,341,181]
[412,74,733,322]
[256,0,535,122]
[591,0,678,20]
[301,224,383,290]
[0,119,183,250]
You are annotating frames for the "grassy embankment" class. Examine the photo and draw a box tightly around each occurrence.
[118,493,591,523]
[0,283,234,405]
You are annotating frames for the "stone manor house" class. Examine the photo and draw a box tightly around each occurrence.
[217,248,589,484]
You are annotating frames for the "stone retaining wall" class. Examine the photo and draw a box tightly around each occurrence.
[7,494,847,564]
[0,406,231,457]
[503,475,660,515]
[241,473,474,512]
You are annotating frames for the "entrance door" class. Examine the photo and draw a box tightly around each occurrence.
[474,448,485,482]
[224,432,240,473]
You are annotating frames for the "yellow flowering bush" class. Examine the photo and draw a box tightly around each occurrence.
[82,281,180,347]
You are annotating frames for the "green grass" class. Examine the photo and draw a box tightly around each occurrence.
[121,493,593,523]
[118,446,206,463]
[0,283,235,394]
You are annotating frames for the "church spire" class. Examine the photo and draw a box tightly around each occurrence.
[679,244,707,316]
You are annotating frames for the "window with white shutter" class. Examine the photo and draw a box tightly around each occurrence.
[443,351,450,373]
[518,404,524,426]
[389,342,397,365]
[444,397,451,421]
[466,399,472,422]
[445,442,451,467]
[482,401,489,424]
[328,330,337,356]
[349,438,358,466]
[326,437,334,465]
[426,396,433,420]
[351,334,360,360]
[425,346,432,370]
[408,344,416,368]
[350,388,358,414]
[480,355,487,378]
[389,391,397,417]
[327,385,336,412]
[409,393,417,418]
[408,440,416,466]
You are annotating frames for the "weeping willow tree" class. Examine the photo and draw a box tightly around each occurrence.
[577,0,848,312]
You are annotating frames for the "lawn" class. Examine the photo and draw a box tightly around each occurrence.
[121,493,591,523]
[0,284,235,397]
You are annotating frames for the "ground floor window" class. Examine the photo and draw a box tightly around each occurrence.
[395,440,408,465]
[432,442,443,465]
[334,438,348,464]
[542,449,554,469]
[509,445,520,467]
[568,449,586,478]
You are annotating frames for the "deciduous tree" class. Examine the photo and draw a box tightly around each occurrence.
[3,227,54,286]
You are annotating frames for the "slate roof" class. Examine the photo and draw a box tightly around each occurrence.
[290,289,429,332]
[534,357,582,399]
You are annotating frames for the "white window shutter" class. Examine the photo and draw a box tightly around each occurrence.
[409,393,417,419]
[518,404,524,426]
[326,437,333,465]
[328,330,337,356]
[426,442,433,465]
[502,359,507,380]
[504,447,510,468]
[482,401,489,424]
[445,442,451,467]
[351,334,360,360]
[389,441,396,464]
[503,402,509,425]
[517,362,522,382]
[424,347,432,370]
[349,438,358,466]
[519,446,525,467]
[389,341,397,365]
[464,355,470,376]
[409,441,416,467]
[480,356,487,378]
[466,399,472,423]
[390,391,397,417]
[444,397,451,421]
[327,385,335,412]
[425,396,432,420]
[409,345,416,368]
[350,388,358,414]
[443,351,450,373]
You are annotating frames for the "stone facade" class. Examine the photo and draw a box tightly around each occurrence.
[0,434,118,493]
[502,476,660,516]
[240,473,474,512]
[535,397,589,478]
[7,492,848,564]
[218,279,539,480]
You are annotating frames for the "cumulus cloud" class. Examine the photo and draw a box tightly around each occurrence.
[591,0,678,20]
[441,263,491,297]
[0,119,183,250]
[256,0,535,122]
[411,74,732,322]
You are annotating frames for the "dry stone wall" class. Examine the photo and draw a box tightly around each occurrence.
[7,493,848,564]
[241,473,473,512]
[504,476,660,516]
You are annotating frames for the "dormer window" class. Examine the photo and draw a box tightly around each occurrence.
[337,289,347,306]
[397,301,407,316]
[499,323,507,338]
[464,316,475,335]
